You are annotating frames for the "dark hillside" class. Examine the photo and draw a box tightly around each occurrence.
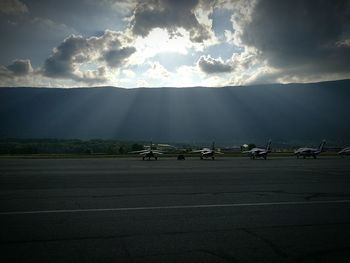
[1,80,349,144]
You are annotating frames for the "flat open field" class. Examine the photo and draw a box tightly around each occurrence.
[1,157,350,262]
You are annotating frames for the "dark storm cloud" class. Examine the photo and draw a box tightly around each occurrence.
[104,47,136,68]
[241,0,350,75]
[198,55,233,74]
[42,30,136,82]
[0,0,129,67]
[43,35,89,79]
[0,59,33,86]
[129,0,211,42]
[0,15,77,68]
[6,59,33,75]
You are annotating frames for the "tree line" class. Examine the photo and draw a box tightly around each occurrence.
[0,139,145,155]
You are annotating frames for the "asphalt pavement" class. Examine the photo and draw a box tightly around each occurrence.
[1,157,350,262]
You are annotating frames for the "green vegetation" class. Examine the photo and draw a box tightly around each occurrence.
[0,139,341,158]
[0,139,144,155]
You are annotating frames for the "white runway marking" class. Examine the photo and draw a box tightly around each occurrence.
[1,199,350,216]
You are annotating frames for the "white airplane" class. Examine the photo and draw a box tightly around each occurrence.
[338,147,350,157]
[243,139,272,160]
[294,140,326,159]
[129,142,163,160]
[192,142,223,160]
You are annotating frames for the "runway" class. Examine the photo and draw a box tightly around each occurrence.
[1,157,350,262]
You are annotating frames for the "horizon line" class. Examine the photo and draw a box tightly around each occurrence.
[0,78,349,90]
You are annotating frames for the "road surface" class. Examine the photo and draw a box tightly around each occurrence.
[1,157,350,262]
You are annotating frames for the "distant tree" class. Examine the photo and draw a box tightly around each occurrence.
[183,146,192,152]
[85,148,93,154]
[107,145,118,154]
[132,143,144,151]
[119,145,126,154]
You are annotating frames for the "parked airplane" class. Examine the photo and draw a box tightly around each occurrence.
[338,147,350,157]
[192,142,223,160]
[243,139,272,160]
[294,140,326,159]
[129,142,163,160]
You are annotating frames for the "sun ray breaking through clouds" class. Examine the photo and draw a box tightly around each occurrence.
[0,0,349,88]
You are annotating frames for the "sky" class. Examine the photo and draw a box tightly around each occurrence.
[0,0,349,88]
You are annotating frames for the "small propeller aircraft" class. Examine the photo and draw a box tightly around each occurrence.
[243,139,272,160]
[129,142,163,160]
[192,142,223,160]
[338,147,350,157]
[294,140,326,159]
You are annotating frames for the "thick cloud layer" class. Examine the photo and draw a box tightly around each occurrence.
[129,0,211,42]
[1,0,350,87]
[42,30,136,82]
[6,59,33,75]
[104,47,136,68]
[43,35,89,79]
[0,59,34,86]
[0,59,31,77]
[198,55,233,74]
[239,0,350,81]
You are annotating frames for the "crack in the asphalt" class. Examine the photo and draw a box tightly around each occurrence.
[242,228,290,260]
[296,246,350,262]
[304,192,350,201]
[192,249,240,263]
[2,221,350,245]
[121,239,134,263]
[126,249,241,262]
[0,189,323,200]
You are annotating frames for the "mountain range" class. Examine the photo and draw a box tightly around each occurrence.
[1,80,349,145]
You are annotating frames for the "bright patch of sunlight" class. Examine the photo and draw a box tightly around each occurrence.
[129,28,194,65]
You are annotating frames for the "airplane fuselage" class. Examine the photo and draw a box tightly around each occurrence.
[338,147,350,157]
[142,151,158,160]
[295,140,326,159]
[201,150,215,159]
[244,140,271,160]
[294,148,320,158]
[247,148,269,159]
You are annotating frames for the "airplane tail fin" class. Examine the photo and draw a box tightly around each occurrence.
[266,139,272,151]
[211,142,215,151]
[319,140,326,152]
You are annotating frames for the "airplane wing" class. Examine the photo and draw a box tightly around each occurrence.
[215,151,224,154]
[152,151,164,154]
[139,151,150,155]
[191,150,204,153]
[294,148,305,154]
[129,150,149,154]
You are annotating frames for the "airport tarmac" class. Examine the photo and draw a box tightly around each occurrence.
[0,157,350,262]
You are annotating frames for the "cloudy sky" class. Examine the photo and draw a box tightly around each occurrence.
[0,0,350,87]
